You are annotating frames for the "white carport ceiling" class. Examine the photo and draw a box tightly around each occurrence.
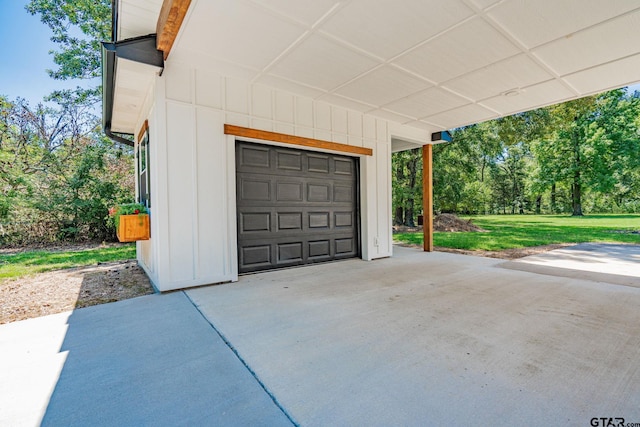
[118,0,640,131]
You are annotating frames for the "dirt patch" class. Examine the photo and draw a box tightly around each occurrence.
[393,213,487,233]
[434,213,487,232]
[607,230,640,235]
[0,259,154,325]
[394,242,573,260]
[434,243,573,259]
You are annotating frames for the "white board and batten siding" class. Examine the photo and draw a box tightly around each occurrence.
[138,61,428,291]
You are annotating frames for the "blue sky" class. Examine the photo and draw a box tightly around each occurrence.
[0,0,638,108]
[0,0,93,106]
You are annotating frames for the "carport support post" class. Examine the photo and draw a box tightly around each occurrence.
[422,144,434,252]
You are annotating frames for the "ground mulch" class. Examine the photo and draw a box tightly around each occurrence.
[433,243,572,259]
[0,252,154,325]
[393,213,487,233]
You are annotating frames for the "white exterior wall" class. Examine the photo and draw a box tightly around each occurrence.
[140,61,426,291]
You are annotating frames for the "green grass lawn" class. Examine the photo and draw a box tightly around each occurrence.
[394,214,640,251]
[0,244,136,281]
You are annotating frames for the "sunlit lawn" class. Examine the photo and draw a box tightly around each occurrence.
[0,244,136,281]
[394,214,640,251]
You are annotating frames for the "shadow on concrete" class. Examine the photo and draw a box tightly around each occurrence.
[40,292,292,426]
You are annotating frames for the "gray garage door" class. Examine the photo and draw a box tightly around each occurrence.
[236,141,360,273]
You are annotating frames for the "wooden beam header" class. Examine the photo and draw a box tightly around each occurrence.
[224,125,373,156]
[156,0,192,60]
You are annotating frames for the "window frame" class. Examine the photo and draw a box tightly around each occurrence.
[137,121,151,208]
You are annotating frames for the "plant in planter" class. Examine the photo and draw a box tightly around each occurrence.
[109,203,150,242]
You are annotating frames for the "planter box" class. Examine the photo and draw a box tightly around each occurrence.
[117,214,150,242]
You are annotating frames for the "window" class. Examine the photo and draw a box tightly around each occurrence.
[138,122,151,208]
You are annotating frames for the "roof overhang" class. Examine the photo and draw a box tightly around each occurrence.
[110,0,640,141]
[102,34,164,143]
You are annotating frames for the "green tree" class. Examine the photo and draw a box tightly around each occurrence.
[0,97,134,242]
[26,0,111,103]
[392,148,422,226]
[531,90,640,216]
[432,129,477,214]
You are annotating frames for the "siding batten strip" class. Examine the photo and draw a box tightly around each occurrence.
[223,124,373,156]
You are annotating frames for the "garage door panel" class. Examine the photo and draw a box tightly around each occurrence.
[277,212,303,231]
[309,240,331,258]
[240,178,270,201]
[335,238,355,255]
[237,141,359,273]
[334,185,354,202]
[241,245,272,268]
[309,212,330,229]
[277,242,303,263]
[276,150,302,171]
[308,155,330,173]
[334,212,353,228]
[307,183,331,202]
[238,145,270,169]
[240,212,271,233]
[276,181,303,201]
[334,158,353,175]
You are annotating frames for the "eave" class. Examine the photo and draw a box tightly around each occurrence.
[102,34,164,143]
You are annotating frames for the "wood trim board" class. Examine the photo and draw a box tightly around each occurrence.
[224,125,373,156]
[156,0,192,60]
[137,120,149,143]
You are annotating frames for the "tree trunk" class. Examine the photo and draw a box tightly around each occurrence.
[405,204,414,227]
[393,156,405,225]
[535,195,542,214]
[404,150,419,226]
[571,127,583,216]
[550,183,556,213]
[394,206,404,226]
[572,177,583,216]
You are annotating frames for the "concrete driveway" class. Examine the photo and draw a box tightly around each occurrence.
[187,245,640,426]
[0,292,293,426]
[2,245,640,426]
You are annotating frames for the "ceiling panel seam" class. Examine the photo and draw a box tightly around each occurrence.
[248,2,349,85]
[479,9,581,97]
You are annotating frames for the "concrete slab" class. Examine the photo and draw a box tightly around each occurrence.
[188,246,640,426]
[0,292,292,427]
[500,243,640,288]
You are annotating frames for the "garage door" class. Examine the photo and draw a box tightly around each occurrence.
[236,141,360,273]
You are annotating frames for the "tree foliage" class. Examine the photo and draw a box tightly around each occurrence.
[0,97,134,244]
[392,88,640,220]
[26,0,111,103]
[392,148,422,226]
[0,0,137,245]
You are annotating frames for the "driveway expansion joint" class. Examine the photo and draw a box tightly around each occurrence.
[182,291,299,427]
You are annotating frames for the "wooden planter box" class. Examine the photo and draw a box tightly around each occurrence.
[117,214,150,242]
